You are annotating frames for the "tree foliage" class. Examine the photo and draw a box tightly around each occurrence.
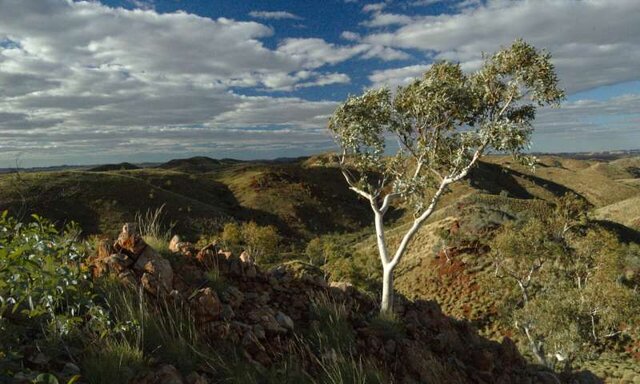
[491,196,640,369]
[221,221,280,264]
[0,212,92,337]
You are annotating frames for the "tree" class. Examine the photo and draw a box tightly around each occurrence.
[241,221,280,264]
[491,203,640,369]
[220,221,280,263]
[328,40,564,314]
[221,222,243,254]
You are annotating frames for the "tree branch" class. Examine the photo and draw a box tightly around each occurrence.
[387,176,451,269]
[339,150,374,201]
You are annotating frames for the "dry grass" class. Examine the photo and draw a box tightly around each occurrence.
[594,195,640,230]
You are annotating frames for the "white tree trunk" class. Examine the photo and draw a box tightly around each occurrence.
[344,145,486,315]
[524,325,548,367]
[373,208,395,314]
[381,264,394,313]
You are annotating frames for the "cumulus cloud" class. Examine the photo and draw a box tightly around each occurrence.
[368,64,430,89]
[260,71,350,91]
[363,3,387,13]
[276,38,406,68]
[248,11,303,20]
[127,0,155,10]
[361,13,413,27]
[363,0,640,93]
[0,0,349,166]
[408,0,442,6]
[341,31,361,41]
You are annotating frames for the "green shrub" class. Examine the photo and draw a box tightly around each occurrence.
[0,212,94,342]
[305,237,325,266]
[220,221,281,264]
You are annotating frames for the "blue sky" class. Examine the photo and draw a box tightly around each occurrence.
[0,0,639,166]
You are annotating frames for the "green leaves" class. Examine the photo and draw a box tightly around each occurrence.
[490,202,640,368]
[329,40,564,211]
[0,212,92,336]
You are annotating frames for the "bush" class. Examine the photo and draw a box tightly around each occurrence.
[220,221,281,264]
[0,212,93,341]
[0,212,101,380]
[305,237,325,266]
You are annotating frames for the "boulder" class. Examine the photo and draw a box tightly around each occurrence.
[133,246,174,295]
[275,311,294,331]
[115,222,146,256]
[106,222,174,295]
[169,235,181,253]
[191,287,222,323]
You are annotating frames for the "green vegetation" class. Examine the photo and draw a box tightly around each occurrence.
[1,151,640,381]
[220,221,280,264]
[490,197,640,370]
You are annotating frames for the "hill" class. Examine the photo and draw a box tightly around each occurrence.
[1,154,638,240]
[158,156,241,173]
[0,216,594,383]
[88,162,141,172]
[0,159,371,240]
[1,154,639,382]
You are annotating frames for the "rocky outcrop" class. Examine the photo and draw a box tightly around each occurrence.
[90,224,575,384]
[90,223,173,295]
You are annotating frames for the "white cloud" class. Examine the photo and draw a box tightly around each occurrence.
[368,64,430,89]
[248,11,303,20]
[409,0,442,6]
[0,0,350,166]
[361,12,413,27]
[363,0,640,93]
[363,3,387,13]
[276,38,368,68]
[361,45,410,61]
[341,31,361,41]
[260,71,350,91]
[127,0,155,10]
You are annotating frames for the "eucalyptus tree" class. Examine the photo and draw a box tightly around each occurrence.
[328,40,564,314]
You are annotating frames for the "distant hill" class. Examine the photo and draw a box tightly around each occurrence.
[0,154,638,241]
[158,156,242,173]
[0,159,371,240]
[88,162,141,172]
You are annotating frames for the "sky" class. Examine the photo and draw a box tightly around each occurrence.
[0,0,639,167]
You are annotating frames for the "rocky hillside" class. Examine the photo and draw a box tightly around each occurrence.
[79,222,581,384]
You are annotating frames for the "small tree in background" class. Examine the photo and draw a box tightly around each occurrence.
[242,221,280,264]
[491,199,640,369]
[329,40,564,314]
[220,221,280,264]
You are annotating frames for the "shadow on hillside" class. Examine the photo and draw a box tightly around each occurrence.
[393,294,605,383]
[0,163,378,241]
[594,219,640,243]
[470,161,582,200]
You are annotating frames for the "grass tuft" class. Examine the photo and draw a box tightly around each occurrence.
[82,339,146,384]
